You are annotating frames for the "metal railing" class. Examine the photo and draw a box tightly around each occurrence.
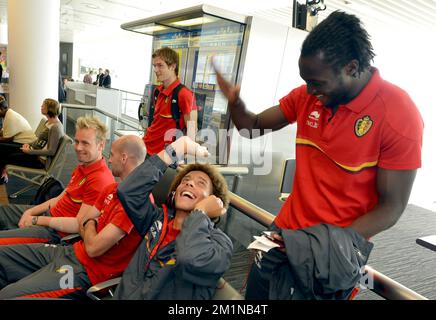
[228,191,428,300]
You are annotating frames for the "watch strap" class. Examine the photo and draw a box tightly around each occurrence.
[164,144,182,169]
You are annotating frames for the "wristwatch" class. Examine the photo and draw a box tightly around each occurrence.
[164,143,183,169]
[31,216,38,226]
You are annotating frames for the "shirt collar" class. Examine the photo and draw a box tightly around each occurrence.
[78,157,107,176]
[161,79,181,96]
[343,67,382,113]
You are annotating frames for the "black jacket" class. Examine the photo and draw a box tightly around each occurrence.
[113,156,233,300]
[262,223,373,300]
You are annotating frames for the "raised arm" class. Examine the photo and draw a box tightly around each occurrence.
[184,110,197,141]
[214,62,288,138]
[117,156,165,236]
[349,168,417,239]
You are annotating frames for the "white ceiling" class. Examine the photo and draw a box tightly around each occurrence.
[0,0,435,41]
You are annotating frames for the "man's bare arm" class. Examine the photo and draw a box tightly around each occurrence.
[349,168,417,239]
[184,109,198,140]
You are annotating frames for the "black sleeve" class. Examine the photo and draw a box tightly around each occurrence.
[117,155,168,236]
[175,211,233,287]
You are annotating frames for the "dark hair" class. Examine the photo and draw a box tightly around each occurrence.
[0,96,8,109]
[169,163,230,210]
[301,11,375,75]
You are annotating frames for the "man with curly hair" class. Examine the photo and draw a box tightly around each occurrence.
[113,136,233,300]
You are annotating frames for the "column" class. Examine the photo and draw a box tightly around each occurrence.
[7,0,60,129]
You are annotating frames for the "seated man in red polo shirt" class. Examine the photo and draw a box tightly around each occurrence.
[0,116,115,245]
[215,11,423,299]
[143,47,197,156]
[0,135,146,299]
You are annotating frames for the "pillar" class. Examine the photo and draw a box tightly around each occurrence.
[8,0,60,129]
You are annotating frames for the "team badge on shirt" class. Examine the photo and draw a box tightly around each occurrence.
[354,115,373,137]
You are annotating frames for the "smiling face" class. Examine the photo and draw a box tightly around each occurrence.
[174,171,213,212]
[299,52,354,108]
[74,128,104,166]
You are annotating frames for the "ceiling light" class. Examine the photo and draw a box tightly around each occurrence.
[171,17,214,27]
[134,25,168,33]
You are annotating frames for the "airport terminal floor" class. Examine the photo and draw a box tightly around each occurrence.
[1,119,436,300]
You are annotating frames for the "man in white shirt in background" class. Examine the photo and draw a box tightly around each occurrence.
[0,96,37,183]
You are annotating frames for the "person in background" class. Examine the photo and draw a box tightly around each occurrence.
[94,68,104,86]
[101,69,111,88]
[0,96,37,183]
[58,73,66,103]
[0,98,64,185]
[143,47,197,156]
[214,11,423,299]
[83,70,93,84]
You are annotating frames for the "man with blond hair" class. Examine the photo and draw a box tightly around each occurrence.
[0,116,114,245]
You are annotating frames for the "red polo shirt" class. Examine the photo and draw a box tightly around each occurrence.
[274,68,423,230]
[74,183,142,285]
[50,158,114,219]
[143,79,197,155]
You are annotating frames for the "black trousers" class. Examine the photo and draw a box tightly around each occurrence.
[245,252,271,300]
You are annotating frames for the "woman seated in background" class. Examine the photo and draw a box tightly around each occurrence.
[0,98,64,184]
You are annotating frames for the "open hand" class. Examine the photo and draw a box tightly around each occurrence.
[212,56,241,105]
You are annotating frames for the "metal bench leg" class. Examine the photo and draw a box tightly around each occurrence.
[8,184,38,199]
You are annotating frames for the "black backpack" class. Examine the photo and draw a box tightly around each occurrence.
[31,177,65,205]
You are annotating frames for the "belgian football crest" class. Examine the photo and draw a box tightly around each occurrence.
[355,115,373,137]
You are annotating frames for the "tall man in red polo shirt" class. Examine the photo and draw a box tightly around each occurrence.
[144,47,197,156]
[215,11,423,299]
[0,135,145,299]
[0,116,115,245]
